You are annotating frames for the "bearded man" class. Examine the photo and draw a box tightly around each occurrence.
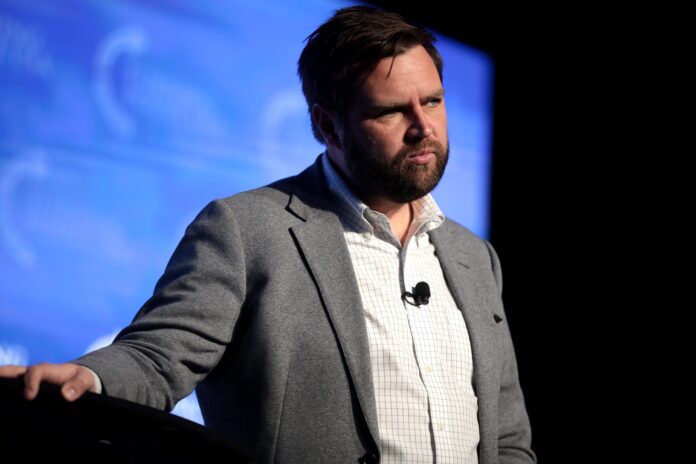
[1,6,535,464]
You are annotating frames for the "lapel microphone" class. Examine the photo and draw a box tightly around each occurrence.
[402,281,431,306]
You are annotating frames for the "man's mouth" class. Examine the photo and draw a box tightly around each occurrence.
[406,151,435,165]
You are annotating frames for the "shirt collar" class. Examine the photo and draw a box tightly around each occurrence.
[321,152,445,240]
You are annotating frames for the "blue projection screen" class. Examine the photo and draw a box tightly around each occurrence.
[0,0,493,423]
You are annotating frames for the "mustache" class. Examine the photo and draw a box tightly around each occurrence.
[395,140,447,161]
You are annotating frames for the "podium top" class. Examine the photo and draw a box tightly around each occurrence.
[0,377,248,463]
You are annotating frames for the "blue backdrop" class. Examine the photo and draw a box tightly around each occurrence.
[0,0,493,423]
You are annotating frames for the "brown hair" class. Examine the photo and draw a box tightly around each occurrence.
[298,5,443,143]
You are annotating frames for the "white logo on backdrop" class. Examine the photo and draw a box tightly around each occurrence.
[0,150,48,268]
[259,89,323,179]
[0,343,28,365]
[93,26,148,138]
[93,26,227,143]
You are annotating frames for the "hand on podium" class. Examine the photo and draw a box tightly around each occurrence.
[0,366,249,462]
[0,362,96,401]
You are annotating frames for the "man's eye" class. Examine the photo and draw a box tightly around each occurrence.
[426,98,442,107]
[376,109,398,118]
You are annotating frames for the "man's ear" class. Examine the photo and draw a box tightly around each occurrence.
[311,104,342,150]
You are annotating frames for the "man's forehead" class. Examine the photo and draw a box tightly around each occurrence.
[353,85,445,108]
[353,46,442,104]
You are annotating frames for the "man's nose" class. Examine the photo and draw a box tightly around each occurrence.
[405,105,433,141]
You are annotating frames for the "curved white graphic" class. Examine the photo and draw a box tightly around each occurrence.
[93,26,148,138]
[259,89,321,179]
[0,150,48,268]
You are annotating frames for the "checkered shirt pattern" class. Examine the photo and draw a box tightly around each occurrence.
[321,154,479,463]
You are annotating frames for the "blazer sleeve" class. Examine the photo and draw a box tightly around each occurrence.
[484,240,537,464]
[74,199,246,411]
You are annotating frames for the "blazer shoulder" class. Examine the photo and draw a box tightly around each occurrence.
[437,217,491,255]
[212,157,324,215]
[440,217,482,242]
[434,218,501,280]
[188,171,320,240]
[217,176,296,211]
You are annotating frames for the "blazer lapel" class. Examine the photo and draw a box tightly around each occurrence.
[429,225,499,410]
[286,158,380,450]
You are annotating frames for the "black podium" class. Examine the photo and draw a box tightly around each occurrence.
[0,377,247,463]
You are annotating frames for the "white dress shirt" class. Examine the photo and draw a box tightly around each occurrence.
[322,153,479,463]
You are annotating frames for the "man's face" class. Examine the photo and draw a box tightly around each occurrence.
[339,44,449,204]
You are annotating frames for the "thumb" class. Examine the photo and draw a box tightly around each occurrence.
[60,367,95,402]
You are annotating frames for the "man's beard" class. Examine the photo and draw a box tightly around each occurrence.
[342,133,449,204]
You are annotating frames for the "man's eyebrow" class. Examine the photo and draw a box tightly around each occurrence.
[425,88,446,101]
[369,89,445,112]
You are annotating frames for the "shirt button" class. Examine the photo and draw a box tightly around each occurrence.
[426,365,433,373]
[362,231,372,241]
[437,423,445,432]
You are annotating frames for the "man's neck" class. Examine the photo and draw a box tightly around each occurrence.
[364,196,413,246]
[325,153,415,245]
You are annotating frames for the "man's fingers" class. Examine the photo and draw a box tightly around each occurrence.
[24,363,54,400]
[60,368,95,402]
[22,363,83,400]
[1,363,95,401]
[0,365,28,378]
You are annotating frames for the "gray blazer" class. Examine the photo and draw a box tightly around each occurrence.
[77,156,535,463]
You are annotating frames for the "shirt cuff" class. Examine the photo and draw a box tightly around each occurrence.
[83,366,103,394]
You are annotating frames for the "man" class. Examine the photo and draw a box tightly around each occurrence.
[0,6,535,464]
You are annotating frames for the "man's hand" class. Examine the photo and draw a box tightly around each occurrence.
[0,363,96,401]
